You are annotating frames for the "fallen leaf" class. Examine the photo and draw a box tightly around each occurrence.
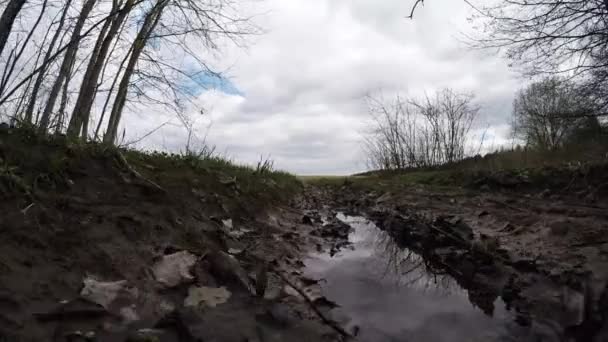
[184,286,231,308]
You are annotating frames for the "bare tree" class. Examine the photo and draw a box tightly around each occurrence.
[407,0,608,110]
[512,77,592,150]
[23,0,74,124]
[0,0,26,58]
[39,0,98,130]
[0,0,150,109]
[0,0,254,149]
[67,0,136,139]
[0,0,48,97]
[416,89,479,164]
[364,89,479,170]
[471,1,608,80]
[104,0,168,143]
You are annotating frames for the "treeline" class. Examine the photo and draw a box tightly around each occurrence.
[363,89,479,170]
[512,77,607,152]
[364,78,608,172]
[0,0,248,144]
[365,0,608,171]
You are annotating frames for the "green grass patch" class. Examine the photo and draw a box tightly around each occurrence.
[0,127,302,204]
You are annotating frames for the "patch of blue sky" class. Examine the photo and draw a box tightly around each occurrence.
[182,71,244,97]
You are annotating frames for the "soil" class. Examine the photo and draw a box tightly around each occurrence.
[0,129,347,342]
[2,127,608,341]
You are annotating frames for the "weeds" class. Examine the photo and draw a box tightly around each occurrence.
[0,160,29,196]
[255,155,274,174]
[0,126,303,204]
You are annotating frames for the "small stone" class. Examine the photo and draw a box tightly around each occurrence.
[80,278,130,309]
[222,219,233,229]
[206,251,252,292]
[227,248,243,255]
[120,305,140,323]
[184,286,231,308]
[152,251,198,288]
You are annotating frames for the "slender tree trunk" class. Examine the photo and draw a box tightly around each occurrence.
[95,45,132,140]
[67,0,135,139]
[24,0,74,124]
[55,57,74,133]
[11,25,52,122]
[39,0,97,130]
[72,12,114,138]
[0,0,26,58]
[0,0,48,97]
[104,0,167,144]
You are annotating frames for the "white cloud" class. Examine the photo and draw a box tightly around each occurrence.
[125,0,522,175]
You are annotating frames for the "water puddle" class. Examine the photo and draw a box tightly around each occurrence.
[304,213,547,342]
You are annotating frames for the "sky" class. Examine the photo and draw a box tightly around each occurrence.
[127,0,524,175]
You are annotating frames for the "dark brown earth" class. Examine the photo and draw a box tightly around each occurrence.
[0,128,349,342]
[2,126,608,341]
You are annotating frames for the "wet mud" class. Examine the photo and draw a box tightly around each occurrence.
[299,184,608,342]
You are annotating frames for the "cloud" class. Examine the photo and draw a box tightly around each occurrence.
[124,0,522,175]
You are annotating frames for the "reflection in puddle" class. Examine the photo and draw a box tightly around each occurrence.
[304,213,549,342]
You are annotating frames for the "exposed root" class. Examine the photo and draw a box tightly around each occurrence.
[114,152,166,193]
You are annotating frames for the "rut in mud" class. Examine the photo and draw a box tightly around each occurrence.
[297,183,608,342]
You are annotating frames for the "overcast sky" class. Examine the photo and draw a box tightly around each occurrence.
[128,0,524,175]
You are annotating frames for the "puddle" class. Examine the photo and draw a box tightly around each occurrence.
[304,213,558,342]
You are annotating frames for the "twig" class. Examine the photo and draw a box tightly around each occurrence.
[21,202,35,215]
[407,0,424,19]
[114,151,166,193]
[486,198,529,213]
[273,269,353,340]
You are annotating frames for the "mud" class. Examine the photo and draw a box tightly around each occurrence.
[301,183,608,341]
[0,131,349,342]
[2,130,608,341]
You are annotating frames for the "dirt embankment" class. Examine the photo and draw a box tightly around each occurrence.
[0,128,348,342]
[306,171,608,341]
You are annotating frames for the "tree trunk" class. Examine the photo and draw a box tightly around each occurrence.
[0,0,48,97]
[67,0,135,139]
[95,45,132,140]
[104,0,167,144]
[24,0,73,124]
[71,13,114,138]
[0,0,26,58]
[39,0,97,130]
[55,56,75,133]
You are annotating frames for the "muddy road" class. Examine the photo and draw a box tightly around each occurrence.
[1,128,607,341]
[297,183,608,342]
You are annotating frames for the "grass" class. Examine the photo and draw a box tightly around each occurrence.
[304,143,608,194]
[0,126,302,204]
